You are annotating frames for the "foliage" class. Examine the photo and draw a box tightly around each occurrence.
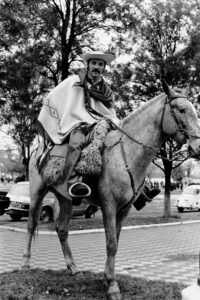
[0,50,43,175]
[0,0,116,176]
[109,0,200,217]
[0,148,24,177]
[130,0,200,95]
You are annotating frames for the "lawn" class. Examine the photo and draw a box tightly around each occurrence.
[0,269,185,300]
[4,214,182,232]
[68,214,182,231]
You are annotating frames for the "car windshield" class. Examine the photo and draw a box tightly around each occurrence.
[183,186,200,195]
[8,184,29,196]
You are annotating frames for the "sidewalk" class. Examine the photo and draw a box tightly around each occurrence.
[1,221,200,286]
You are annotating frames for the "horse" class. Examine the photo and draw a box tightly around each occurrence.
[22,82,200,300]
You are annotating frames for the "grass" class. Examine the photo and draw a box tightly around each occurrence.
[0,269,186,300]
[38,214,182,231]
[0,212,183,232]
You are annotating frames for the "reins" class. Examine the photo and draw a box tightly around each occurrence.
[109,93,195,207]
[108,94,200,158]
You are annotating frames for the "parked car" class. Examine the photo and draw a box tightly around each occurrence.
[5,181,98,221]
[176,184,200,213]
[0,190,10,216]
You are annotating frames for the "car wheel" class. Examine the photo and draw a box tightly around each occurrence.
[177,207,184,213]
[85,205,98,219]
[10,215,22,221]
[40,206,53,223]
[0,209,4,216]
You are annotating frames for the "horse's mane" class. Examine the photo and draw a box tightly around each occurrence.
[122,92,165,125]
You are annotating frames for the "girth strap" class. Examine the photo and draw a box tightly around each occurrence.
[119,138,145,208]
[120,138,135,194]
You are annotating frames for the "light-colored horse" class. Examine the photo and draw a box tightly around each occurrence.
[22,82,200,300]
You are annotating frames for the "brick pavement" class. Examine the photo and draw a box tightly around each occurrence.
[1,222,200,286]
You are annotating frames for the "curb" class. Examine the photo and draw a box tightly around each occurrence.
[1,219,200,235]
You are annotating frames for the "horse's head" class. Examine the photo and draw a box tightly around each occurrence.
[162,80,200,158]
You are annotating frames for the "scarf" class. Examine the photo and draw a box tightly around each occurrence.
[77,71,114,109]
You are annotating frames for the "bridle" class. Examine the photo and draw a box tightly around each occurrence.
[109,93,200,154]
[107,93,200,208]
[161,94,194,141]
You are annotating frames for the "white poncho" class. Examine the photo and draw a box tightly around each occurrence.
[38,75,119,144]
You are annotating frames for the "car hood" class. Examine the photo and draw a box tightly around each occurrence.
[178,194,196,201]
[8,195,30,204]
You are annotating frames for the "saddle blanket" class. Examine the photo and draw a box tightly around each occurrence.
[39,118,111,186]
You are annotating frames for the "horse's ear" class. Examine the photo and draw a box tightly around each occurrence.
[161,79,170,95]
[161,79,177,99]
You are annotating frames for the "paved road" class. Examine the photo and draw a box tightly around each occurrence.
[1,220,200,287]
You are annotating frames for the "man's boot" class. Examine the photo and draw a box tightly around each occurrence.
[143,185,161,200]
[65,126,91,206]
[133,185,161,211]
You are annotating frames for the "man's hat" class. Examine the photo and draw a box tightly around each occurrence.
[80,51,115,64]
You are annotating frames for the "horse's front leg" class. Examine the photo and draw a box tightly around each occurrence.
[116,203,132,242]
[54,192,78,274]
[102,205,122,300]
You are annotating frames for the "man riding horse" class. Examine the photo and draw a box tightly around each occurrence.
[37,50,160,208]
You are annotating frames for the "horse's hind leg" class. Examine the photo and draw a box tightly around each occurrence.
[22,174,48,269]
[54,191,78,274]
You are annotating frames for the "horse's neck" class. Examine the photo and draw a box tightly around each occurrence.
[121,96,165,164]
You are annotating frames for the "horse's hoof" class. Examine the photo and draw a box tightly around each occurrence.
[106,281,122,300]
[68,264,79,275]
[106,293,122,300]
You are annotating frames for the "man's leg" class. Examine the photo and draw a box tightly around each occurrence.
[65,126,91,205]
[65,127,86,184]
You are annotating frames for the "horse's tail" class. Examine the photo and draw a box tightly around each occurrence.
[30,134,53,174]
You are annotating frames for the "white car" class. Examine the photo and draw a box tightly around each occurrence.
[176,185,200,213]
[5,181,98,221]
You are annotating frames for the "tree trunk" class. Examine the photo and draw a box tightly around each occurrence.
[21,144,30,181]
[163,169,171,217]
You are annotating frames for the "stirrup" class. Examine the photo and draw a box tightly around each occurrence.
[68,182,91,199]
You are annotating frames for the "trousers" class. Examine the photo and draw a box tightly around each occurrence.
[65,124,91,187]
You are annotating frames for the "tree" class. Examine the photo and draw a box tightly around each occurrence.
[108,0,200,217]
[153,140,190,217]
[0,0,114,83]
[0,148,24,180]
[0,0,116,177]
[0,49,44,178]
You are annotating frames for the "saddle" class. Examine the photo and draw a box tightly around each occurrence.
[37,118,111,187]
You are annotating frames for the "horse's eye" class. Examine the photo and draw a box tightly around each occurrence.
[179,109,185,113]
